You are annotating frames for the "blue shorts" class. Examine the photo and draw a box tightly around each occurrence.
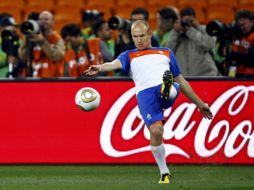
[137,83,180,127]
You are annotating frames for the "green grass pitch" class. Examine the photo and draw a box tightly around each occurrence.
[0,165,253,190]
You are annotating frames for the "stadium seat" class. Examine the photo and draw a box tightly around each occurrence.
[85,0,114,19]
[24,0,55,17]
[26,0,55,10]
[208,0,238,7]
[114,7,134,19]
[54,9,82,33]
[56,0,85,9]
[207,5,235,23]
[193,7,207,24]
[116,0,146,7]
[207,0,239,11]
[237,4,254,12]
[148,17,157,31]
[54,8,82,24]
[54,20,71,34]
[146,6,159,19]
[0,7,23,23]
[0,0,25,9]
[146,0,176,8]
[0,0,25,23]
[86,0,114,8]
[239,0,254,6]
[177,0,207,10]
[114,0,147,19]
[23,9,54,20]
[146,0,178,23]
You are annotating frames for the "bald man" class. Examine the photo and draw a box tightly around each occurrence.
[19,11,65,77]
[84,21,213,184]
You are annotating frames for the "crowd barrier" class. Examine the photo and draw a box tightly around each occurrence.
[0,77,253,164]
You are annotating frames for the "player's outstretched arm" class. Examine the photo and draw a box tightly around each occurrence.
[174,74,213,120]
[83,59,122,76]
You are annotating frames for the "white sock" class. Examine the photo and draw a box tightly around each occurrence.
[151,144,170,175]
[169,83,179,99]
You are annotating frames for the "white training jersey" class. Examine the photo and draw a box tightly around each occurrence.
[117,47,181,94]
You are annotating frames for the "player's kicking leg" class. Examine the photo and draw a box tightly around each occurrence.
[161,70,174,100]
[161,70,179,104]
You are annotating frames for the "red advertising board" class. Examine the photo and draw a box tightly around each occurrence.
[0,79,253,164]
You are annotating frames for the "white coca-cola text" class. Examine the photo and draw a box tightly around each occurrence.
[100,85,254,159]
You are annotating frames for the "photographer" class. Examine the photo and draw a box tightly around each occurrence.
[61,23,104,77]
[18,11,65,78]
[93,20,114,62]
[112,7,159,58]
[0,15,26,78]
[227,10,254,77]
[154,7,178,47]
[166,7,218,76]
[81,10,104,40]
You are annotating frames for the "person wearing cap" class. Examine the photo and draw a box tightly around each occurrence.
[166,7,218,76]
[0,14,26,78]
[18,11,65,78]
[81,10,104,40]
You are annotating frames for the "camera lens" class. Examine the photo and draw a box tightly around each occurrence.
[20,20,40,35]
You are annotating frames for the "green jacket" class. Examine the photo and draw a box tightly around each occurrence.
[0,38,8,77]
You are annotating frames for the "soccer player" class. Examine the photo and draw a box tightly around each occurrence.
[84,20,213,184]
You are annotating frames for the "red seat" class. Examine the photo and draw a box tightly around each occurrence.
[0,0,25,9]
[207,5,235,23]
[146,0,176,8]
[239,0,254,6]
[177,0,207,10]
[54,8,82,24]
[0,7,23,23]
[26,0,55,10]
[116,0,146,7]
[237,4,254,12]
[56,0,85,9]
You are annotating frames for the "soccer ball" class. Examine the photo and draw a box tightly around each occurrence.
[75,87,101,111]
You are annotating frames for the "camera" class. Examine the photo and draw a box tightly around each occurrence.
[1,30,19,56]
[181,20,192,28]
[108,16,131,31]
[20,20,40,35]
[206,20,242,40]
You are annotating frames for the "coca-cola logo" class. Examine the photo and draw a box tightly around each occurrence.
[100,85,254,160]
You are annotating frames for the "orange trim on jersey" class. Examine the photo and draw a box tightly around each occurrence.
[129,49,170,62]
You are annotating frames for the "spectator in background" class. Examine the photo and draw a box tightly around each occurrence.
[61,23,104,77]
[114,7,160,59]
[130,7,159,47]
[19,11,65,78]
[61,24,91,77]
[166,7,218,76]
[93,20,115,62]
[81,10,104,40]
[0,13,11,77]
[0,14,26,78]
[154,7,178,47]
[227,10,254,77]
[0,14,13,77]
[26,12,40,21]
